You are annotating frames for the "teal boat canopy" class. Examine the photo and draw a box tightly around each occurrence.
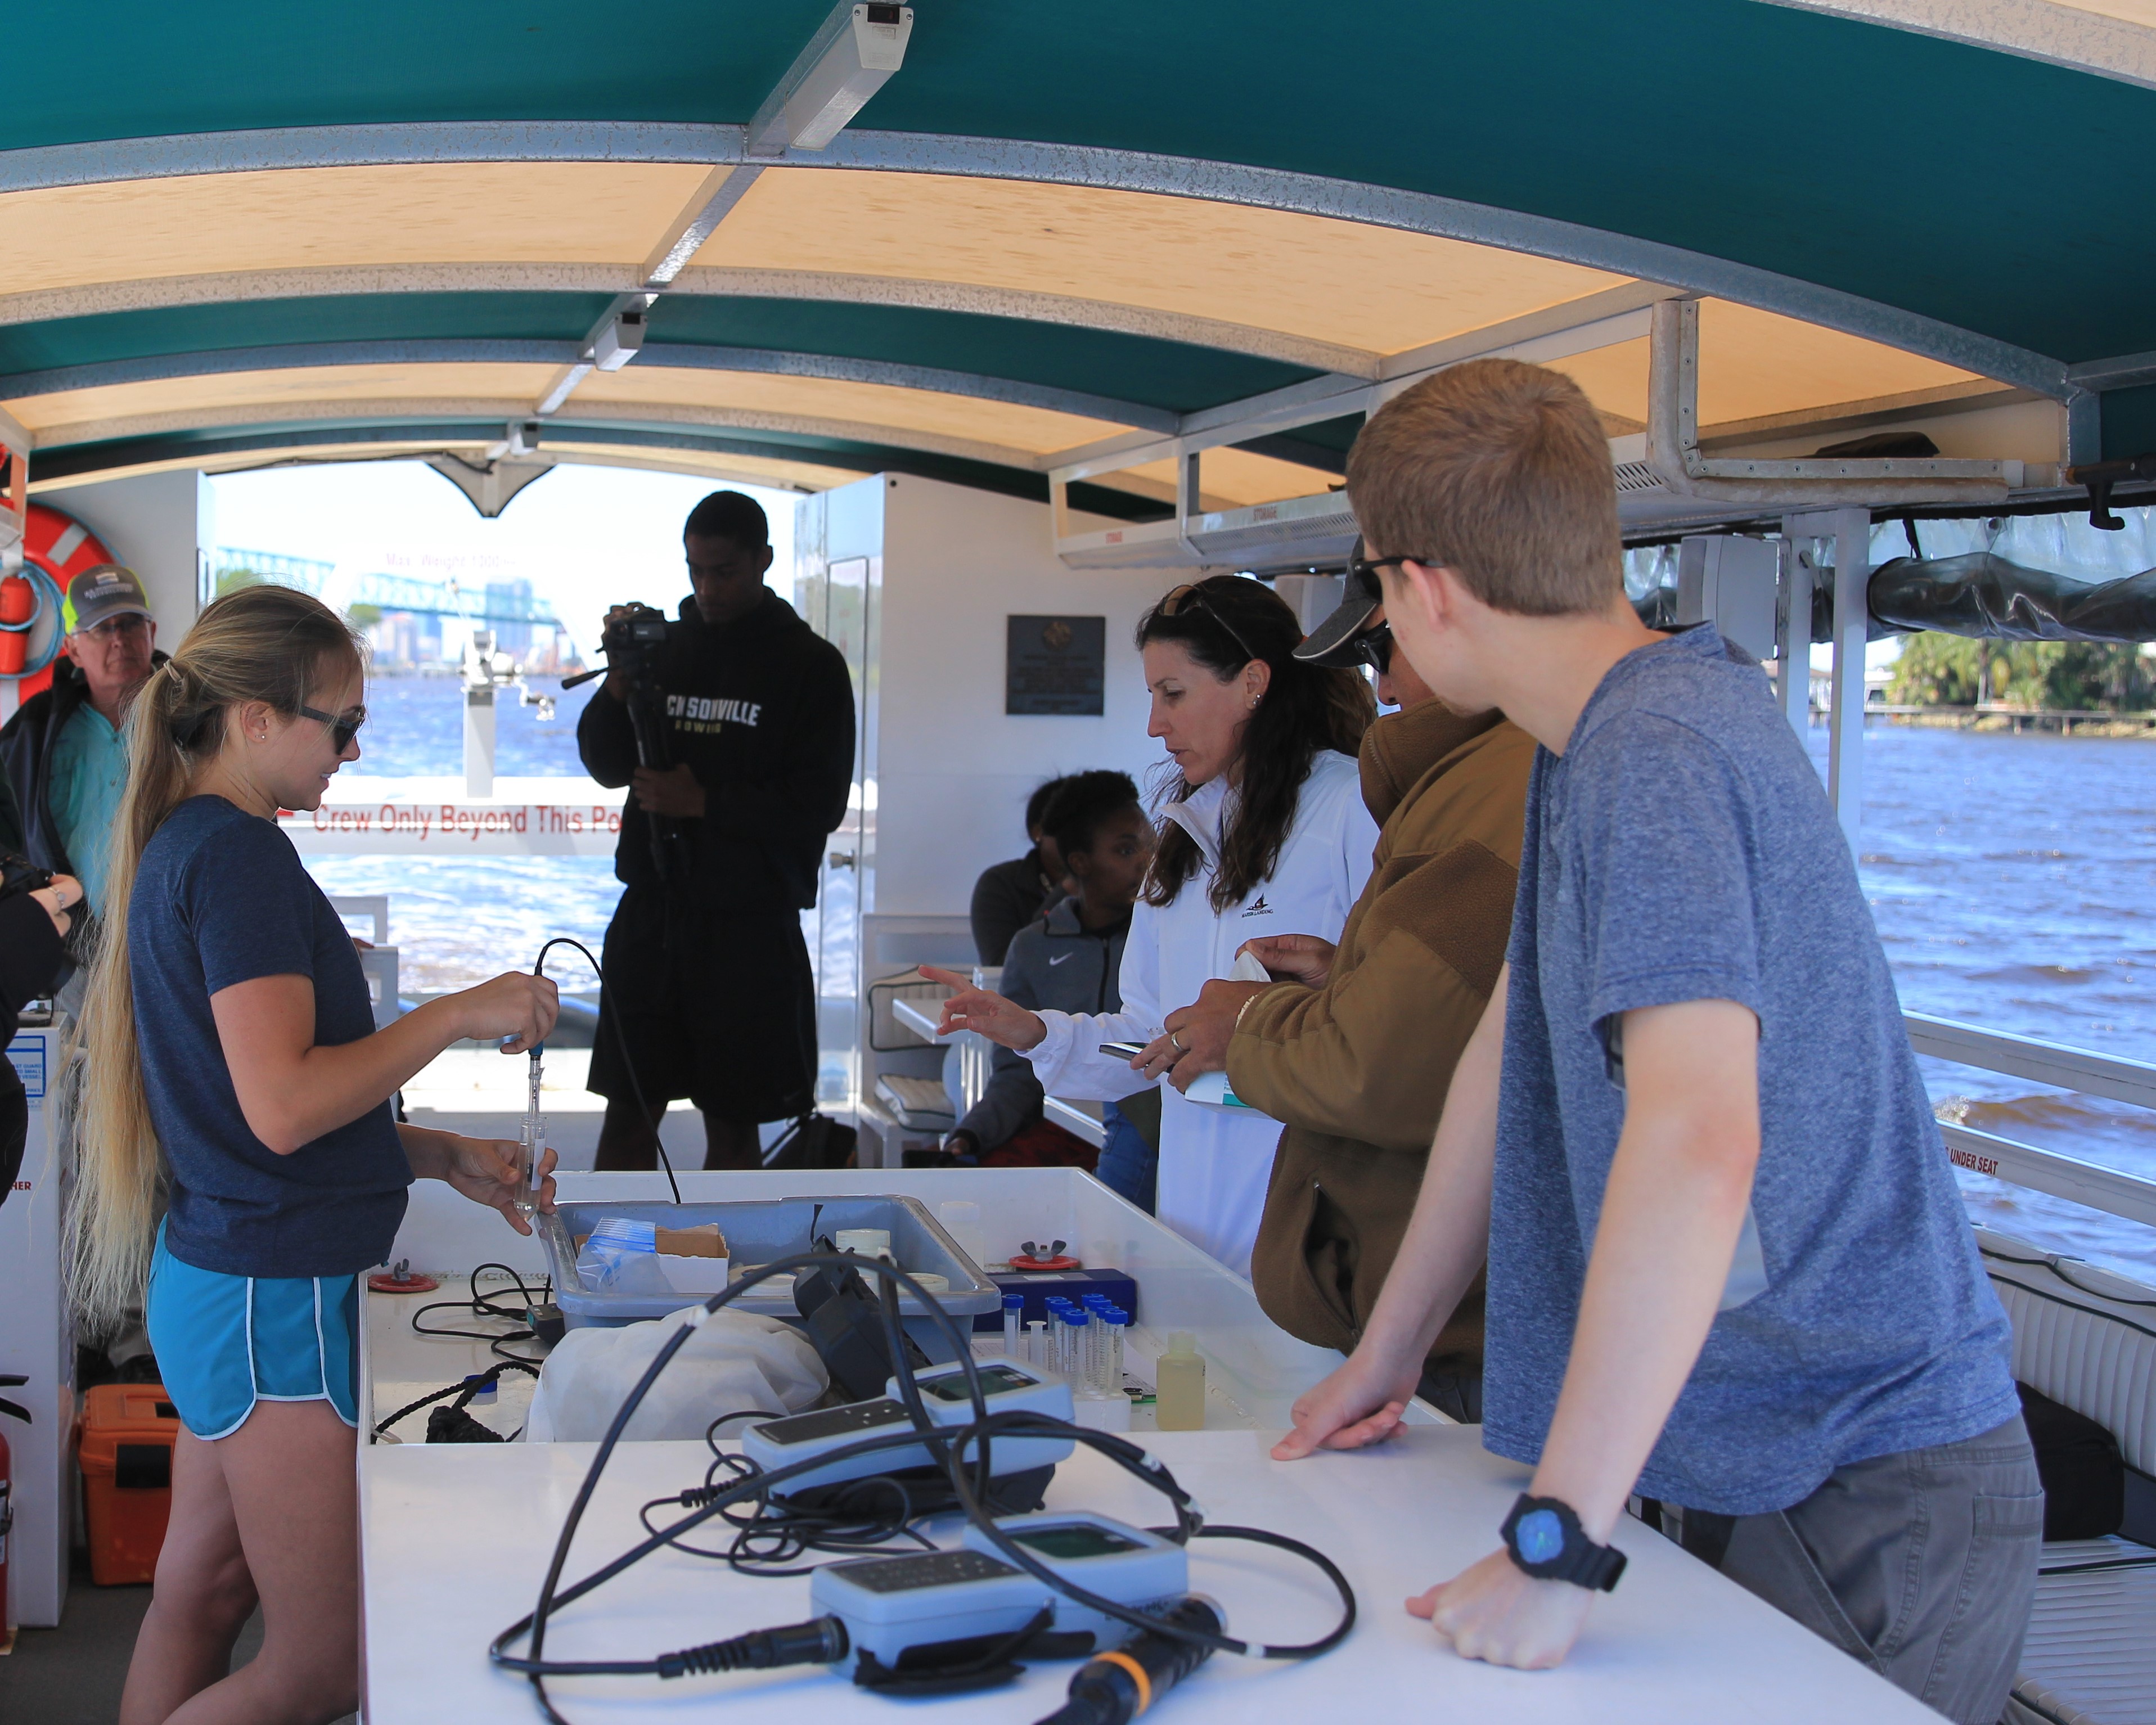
[0,0,2150,511]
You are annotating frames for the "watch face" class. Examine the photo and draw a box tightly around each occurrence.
[1516,1508,1566,1566]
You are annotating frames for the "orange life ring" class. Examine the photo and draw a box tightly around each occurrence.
[8,503,118,701]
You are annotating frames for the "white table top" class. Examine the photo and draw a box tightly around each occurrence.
[358,1423,1937,1725]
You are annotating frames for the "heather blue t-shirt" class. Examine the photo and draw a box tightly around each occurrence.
[1484,625,2016,1516]
[132,796,409,1278]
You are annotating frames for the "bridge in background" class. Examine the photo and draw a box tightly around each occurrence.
[214,548,562,627]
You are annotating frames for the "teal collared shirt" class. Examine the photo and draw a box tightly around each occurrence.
[51,702,129,916]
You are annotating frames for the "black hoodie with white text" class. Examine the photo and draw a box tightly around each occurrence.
[577,590,854,912]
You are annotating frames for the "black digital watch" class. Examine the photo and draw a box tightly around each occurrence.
[1500,1493,1627,1592]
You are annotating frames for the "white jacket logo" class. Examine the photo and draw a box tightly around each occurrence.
[1240,894,1273,918]
[667,695,762,726]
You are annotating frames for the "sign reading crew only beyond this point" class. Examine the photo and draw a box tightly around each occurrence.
[1006,614,1105,716]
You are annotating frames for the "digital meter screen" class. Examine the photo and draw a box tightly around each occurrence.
[921,1364,1035,1403]
[1011,1524,1145,1560]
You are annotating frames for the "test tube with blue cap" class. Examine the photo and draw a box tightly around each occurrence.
[1100,1310,1127,1397]
[1067,1310,1097,1395]
[1001,1295,1025,1357]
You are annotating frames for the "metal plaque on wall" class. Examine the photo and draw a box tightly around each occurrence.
[1006,614,1106,715]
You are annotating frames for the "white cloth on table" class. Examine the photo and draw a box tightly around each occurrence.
[1021,750,1378,1274]
[521,1306,827,1442]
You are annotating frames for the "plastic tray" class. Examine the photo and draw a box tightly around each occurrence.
[539,1194,996,1330]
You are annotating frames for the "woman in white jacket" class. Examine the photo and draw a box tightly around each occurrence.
[931,577,1377,1274]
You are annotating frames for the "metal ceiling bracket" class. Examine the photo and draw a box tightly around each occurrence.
[1175,447,1204,564]
[1646,299,2018,504]
[641,165,766,287]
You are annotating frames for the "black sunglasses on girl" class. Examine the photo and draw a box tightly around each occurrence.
[296,704,367,751]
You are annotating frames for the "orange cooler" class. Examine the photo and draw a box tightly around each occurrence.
[77,1385,180,1584]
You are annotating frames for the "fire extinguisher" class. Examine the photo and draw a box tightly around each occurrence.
[0,1373,28,1630]
[0,573,31,675]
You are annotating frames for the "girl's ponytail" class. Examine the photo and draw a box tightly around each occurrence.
[66,587,361,1330]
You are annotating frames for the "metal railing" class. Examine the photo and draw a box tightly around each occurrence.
[1906,1011,2156,1229]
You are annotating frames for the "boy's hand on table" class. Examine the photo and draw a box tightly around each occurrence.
[1270,1346,1420,1459]
[1410,1549,1594,1669]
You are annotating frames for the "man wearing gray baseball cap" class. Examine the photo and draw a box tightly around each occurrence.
[0,563,164,928]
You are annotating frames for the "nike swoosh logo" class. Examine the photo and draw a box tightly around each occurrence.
[1048,954,1072,966]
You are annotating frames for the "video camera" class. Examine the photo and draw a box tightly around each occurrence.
[560,601,692,886]
[562,601,669,693]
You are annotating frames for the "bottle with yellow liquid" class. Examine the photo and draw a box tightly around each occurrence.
[1153,1332,1206,1430]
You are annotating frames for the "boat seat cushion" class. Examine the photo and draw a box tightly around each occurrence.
[2009,1537,2156,1725]
[1977,1227,2156,1480]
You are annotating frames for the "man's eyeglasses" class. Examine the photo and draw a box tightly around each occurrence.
[1158,581,1259,665]
[76,612,151,641]
[296,704,367,751]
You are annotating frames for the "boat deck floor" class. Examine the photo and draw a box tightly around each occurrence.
[0,1552,353,1725]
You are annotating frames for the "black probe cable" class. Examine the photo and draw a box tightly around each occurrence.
[498,1406,1348,1687]
[637,1408,931,1573]
[490,1254,995,1722]
[488,1256,1354,1719]
[938,1411,1357,1661]
[407,1261,552,1364]
[532,935,681,1206]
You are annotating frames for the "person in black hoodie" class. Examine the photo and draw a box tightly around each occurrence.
[0,764,78,1204]
[577,491,855,1170]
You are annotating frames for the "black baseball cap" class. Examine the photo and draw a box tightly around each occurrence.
[1295,538,1391,670]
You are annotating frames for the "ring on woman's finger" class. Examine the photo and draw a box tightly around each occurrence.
[1168,1031,1186,1053]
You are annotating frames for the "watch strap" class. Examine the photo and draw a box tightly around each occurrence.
[1501,1493,1627,1592]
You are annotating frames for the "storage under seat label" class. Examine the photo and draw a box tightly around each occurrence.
[7,1032,46,1101]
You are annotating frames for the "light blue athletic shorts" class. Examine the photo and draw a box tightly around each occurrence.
[145,1224,361,1439]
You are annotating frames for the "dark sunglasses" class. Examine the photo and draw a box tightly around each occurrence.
[1158,580,1260,665]
[1344,548,1443,589]
[296,704,367,751]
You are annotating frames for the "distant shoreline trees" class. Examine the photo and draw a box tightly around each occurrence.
[1886,635,2155,711]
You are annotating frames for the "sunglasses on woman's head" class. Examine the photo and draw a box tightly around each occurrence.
[1158,581,1260,666]
[296,704,367,751]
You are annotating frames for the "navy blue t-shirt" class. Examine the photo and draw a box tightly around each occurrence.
[132,795,409,1277]
[1484,626,2017,1516]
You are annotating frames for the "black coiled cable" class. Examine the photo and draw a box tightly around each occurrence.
[488,1253,1356,1724]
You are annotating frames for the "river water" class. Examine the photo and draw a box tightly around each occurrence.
[305,678,2156,1281]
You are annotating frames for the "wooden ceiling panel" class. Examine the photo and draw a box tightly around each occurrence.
[1693,299,1977,424]
[7,362,560,433]
[0,163,711,296]
[704,169,1632,358]
[1119,447,1343,510]
[1541,301,1981,431]
[570,365,1126,453]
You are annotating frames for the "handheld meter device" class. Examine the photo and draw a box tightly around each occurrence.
[742,1361,1074,1496]
[889,1360,1074,1475]
[807,1511,1187,1677]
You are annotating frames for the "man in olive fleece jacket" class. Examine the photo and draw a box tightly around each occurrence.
[1160,660,1533,1420]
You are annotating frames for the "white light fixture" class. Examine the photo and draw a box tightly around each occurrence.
[592,310,645,372]
[749,2,913,156]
